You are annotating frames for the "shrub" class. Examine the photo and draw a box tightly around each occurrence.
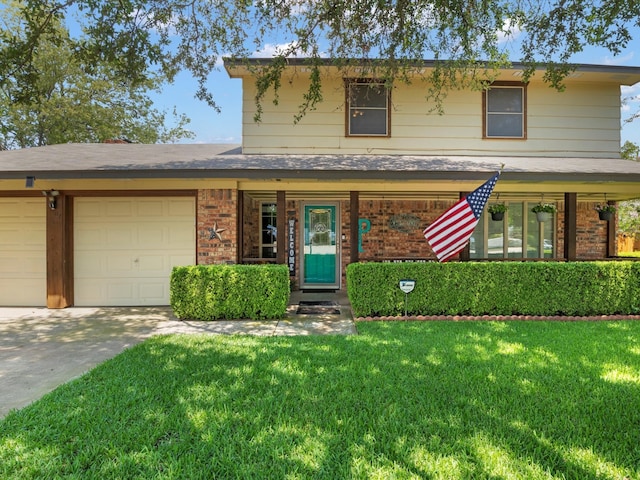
[170,264,290,320]
[346,261,640,317]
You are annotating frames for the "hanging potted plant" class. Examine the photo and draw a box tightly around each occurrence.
[487,203,508,221]
[531,202,556,223]
[595,204,616,221]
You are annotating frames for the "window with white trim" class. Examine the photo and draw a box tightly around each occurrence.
[483,83,526,138]
[346,80,390,136]
[470,201,554,259]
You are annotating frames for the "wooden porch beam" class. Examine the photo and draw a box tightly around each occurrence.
[237,191,244,263]
[276,191,286,264]
[350,191,359,264]
[564,192,577,261]
[46,193,73,308]
[607,200,616,257]
[459,191,470,261]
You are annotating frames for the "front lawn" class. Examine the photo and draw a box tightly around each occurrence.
[1,321,639,479]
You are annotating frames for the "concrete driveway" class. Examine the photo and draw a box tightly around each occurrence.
[0,303,356,418]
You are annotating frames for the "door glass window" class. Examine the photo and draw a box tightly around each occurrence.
[261,203,277,258]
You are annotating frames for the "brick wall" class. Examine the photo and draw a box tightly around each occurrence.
[358,199,442,261]
[235,196,613,288]
[577,202,614,258]
[556,201,614,259]
[197,189,237,264]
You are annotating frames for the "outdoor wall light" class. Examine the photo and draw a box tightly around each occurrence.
[25,176,36,188]
[42,189,59,210]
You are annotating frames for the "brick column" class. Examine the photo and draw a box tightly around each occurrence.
[197,189,238,264]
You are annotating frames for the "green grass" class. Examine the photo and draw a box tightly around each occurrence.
[2,321,640,479]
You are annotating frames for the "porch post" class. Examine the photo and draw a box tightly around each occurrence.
[606,200,616,257]
[564,193,577,261]
[46,193,73,308]
[276,191,286,264]
[459,191,470,261]
[237,191,244,263]
[350,191,359,264]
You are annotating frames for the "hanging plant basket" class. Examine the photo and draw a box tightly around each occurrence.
[487,203,507,221]
[536,211,551,223]
[531,203,556,222]
[598,210,614,222]
[595,204,616,222]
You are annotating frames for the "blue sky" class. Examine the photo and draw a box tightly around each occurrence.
[152,30,640,147]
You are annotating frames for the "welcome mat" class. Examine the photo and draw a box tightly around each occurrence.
[296,301,341,315]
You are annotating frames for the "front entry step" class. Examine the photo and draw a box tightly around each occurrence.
[296,301,341,315]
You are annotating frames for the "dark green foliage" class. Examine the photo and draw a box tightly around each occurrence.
[3,1,638,127]
[347,261,640,317]
[170,264,290,320]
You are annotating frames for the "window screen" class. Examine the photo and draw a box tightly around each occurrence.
[347,81,389,136]
[485,86,525,138]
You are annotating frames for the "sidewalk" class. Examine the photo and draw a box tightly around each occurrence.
[0,291,356,418]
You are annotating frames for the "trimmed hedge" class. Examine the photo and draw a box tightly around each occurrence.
[346,261,640,317]
[170,264,290,320]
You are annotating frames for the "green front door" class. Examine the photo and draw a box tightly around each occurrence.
[303,204,338,287]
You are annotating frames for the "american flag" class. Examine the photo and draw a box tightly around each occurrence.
[424,172,500,262]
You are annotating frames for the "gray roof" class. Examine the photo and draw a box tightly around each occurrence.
[2,143,640,183]
[225,58,640,86]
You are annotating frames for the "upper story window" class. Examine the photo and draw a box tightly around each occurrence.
[346,80,390,137]
[483,82,526,139]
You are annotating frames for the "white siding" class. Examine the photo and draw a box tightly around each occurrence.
[241,76,623,158]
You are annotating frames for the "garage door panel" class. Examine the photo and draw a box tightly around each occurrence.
[138,200,165,217]
[170,254,196,266]
[0,198,46,306]
[138,255,166,273]
[106,200,134,217]
[108,282,135,302]
[107,228,134,245]
[75,197,195,306]
[1,254,45,276]
[74,252,103,273]
[170,228,195,244]
[139,227,165,245]
[1,226,44,248]
[169,199,196,216]
[76,226,103,246]
[139,282,166,301]
[75,281,107,304]
[106,255,137,274]
[75,200,101,217]
[0,279,46,305]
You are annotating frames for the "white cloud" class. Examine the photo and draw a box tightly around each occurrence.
[497,18,522,44]
[603,52,635,66]
[251,41,328,58]
[252,42,300,57]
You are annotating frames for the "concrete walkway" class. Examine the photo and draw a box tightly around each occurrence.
[0,291,356,418]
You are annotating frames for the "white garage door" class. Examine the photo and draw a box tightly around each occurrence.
[0,198,46,306]
[75,197,195,306]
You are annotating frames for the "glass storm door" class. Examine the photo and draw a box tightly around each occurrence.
[303,204,338,287]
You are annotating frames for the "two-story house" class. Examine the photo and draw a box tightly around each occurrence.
[2,59,640,308]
